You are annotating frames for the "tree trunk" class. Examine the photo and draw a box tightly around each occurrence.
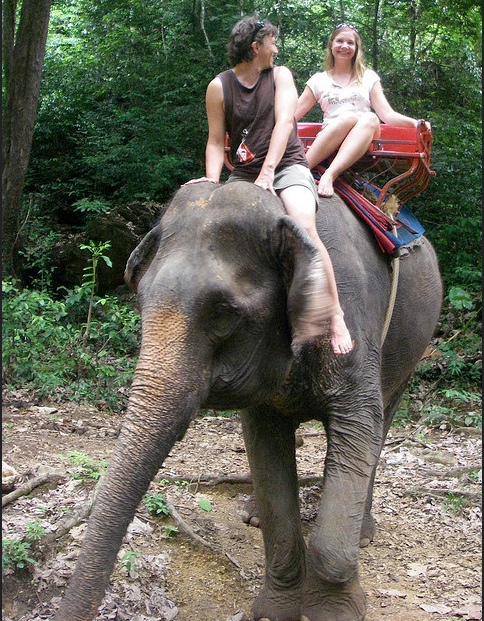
[370,0,381,72]
[2,0,52,278]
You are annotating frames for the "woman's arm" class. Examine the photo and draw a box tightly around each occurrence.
[295,85,317,122]
[370,81,417,127]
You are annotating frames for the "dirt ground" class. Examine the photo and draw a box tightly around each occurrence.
[2,390,482,621]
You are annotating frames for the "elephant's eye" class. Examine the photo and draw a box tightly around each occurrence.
[200,295,242,341]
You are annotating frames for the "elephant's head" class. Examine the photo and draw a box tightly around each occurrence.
[125,180,330,409]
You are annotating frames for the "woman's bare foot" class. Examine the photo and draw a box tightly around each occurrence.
[330,314,354,355]
[317,172,335,197]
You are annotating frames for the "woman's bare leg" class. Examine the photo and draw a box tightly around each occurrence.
[306,114,359,170]
[317,113,380,197]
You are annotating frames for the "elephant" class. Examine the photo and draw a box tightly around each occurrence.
[52,180,442,621]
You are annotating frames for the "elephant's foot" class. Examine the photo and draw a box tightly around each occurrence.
[301,575,366,621]
[252,584,301,621]
[240,494,260,528]
[359,512,376,548]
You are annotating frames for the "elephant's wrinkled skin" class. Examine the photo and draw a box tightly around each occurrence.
[53,181,442,621]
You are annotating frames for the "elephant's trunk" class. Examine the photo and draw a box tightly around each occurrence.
[54,307,210,621]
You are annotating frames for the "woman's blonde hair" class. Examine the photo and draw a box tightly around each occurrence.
[324,24,366,83]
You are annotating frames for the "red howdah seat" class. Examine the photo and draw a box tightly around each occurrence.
[297,120,435,208]
[223,123,434,254]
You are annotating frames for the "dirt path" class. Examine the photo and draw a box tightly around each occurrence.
[2,393,482,621]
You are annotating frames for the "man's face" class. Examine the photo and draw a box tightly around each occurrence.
[256,34,278,68]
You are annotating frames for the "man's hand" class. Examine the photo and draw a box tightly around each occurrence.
[254,170,276,195]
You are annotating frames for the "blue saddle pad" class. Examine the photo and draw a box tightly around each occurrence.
[396,205,426,245]
[354,179,426,246]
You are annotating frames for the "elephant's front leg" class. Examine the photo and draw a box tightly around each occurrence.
[241,406,306,621]
[301,402,383,621]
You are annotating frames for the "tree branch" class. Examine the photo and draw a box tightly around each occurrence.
[2,471,64,507]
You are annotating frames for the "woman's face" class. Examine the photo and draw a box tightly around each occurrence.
[331,29,357,61]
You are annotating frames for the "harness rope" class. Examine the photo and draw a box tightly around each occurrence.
[381,226,400,346]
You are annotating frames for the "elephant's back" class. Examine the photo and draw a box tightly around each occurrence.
[316,193,389,306]
[315,194,381,261]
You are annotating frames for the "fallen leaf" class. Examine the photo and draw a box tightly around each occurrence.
[419,603,452,614]
[198,496,213,512]
[378,589,407,598]
[454,604,482,620]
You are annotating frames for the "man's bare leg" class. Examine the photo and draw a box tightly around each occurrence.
[279,185,353,355]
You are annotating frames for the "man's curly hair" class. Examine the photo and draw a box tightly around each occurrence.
[226,16,278,66]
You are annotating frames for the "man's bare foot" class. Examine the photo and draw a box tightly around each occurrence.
[331,314,354,355]
[317,172,335,197]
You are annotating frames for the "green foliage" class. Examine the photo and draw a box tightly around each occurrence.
[1,519,47,574]
[73,198,112,218]
[411,111,481,292]
[79,240,113,348]
[394,388,482,430]
[80,241,113,290]
[393,287,481,430]
[2,540,36,573]
[420,401,481,429]
[448,286,475,311]
[421,291,482,390]
[60,451,107,481]
[25,519,46,543]
[19,226,61,292]
[2,279,77,392]
[120,549,139,576]
[2,278,140,410]
[2,518,45,574]
[444,493,470,514]
[144,492,170,517]
[161,524,179,538]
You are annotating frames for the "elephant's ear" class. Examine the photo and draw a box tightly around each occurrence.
[124,224,162,292]
[278,215,337,346]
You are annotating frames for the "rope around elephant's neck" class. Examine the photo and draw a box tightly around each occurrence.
[381,226,400,346]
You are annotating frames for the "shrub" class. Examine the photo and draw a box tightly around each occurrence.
[2,278,140,410]
[2,540,36,573]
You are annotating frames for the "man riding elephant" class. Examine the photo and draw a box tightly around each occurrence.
[185,16,353,356]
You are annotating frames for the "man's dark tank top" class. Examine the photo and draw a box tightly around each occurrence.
[218,68,307,178]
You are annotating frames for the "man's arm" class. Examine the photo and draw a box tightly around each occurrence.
[184,77,225,185]
[205,77,226,181]
[255,66,298,193]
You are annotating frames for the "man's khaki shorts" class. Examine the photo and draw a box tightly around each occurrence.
[227,164,319,208]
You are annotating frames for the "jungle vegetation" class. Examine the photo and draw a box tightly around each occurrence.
[2,0,481,425]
